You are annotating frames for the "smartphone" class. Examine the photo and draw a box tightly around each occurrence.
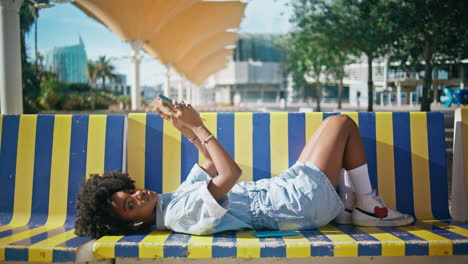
[149,94,173,115]
[158,94,173,104]
[252,230,299,238]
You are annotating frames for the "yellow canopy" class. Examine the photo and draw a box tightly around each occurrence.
[186,49,233,85]
[74,0,201,41]
[144,1,245,65]
[173,32,237,75]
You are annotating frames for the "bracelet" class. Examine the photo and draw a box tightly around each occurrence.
[188,136,198,142]
[201,134,214,151]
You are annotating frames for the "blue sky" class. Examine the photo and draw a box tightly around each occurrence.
[26,0,292,86]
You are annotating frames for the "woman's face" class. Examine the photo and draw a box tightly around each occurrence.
[111,188,158,224]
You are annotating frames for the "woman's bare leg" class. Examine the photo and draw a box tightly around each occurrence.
[297,115,366,188]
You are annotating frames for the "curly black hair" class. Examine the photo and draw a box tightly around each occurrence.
[75,170,139,239]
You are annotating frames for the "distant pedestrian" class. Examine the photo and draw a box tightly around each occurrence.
[357,90,361,108]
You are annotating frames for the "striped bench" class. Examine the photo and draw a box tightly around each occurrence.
[94,112,468,262]
[0,114,125,263]
[452,107,468,222]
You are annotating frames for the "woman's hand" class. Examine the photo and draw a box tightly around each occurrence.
[170,100,203,130]
[154,98,193,135]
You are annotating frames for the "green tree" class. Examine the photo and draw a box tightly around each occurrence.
[95,56,119,89]
[318,0,399,112]
[390,0,468,111]
[86,60,98,109]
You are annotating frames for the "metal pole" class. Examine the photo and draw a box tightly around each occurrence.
[0,0,24,114]
[164,64,171,97]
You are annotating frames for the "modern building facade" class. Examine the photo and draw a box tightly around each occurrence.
[45,37,88,84]
[205,33,287,105]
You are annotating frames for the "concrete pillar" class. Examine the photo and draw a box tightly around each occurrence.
[128,40,144,111]
[380,93,384,106]
[177,76,183,101]
[164,64,171,97]
[185,81,191,103]
[0,0,23,114]
[397,82,402,106]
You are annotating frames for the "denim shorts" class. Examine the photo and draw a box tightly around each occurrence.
[247,161,344,230]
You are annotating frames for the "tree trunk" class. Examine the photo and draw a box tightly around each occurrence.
[337,64,344,109]
[367,54,374,112]
[421,38,433,112]
[102,77,106,89]
[316,81,321,112]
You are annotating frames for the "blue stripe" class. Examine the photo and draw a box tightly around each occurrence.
[335,224,381,256]
[56,235,92,248]
[5,247,28,261]
[65,115,89,226]
[379,226,428,256]
[217,113,235,158]
[0,115,19,225]
[260,236,286,257]
[358,113,378,190]
[146,114,163,193]
[53,249,76,262]
[426,113,451,220]
[414,222,468,255]
[301,230,333,256]
[29,115,54,226]
[115,234,147,258]
[253,113,270,181]
[164,233,191,258]
[392,112,415,217]
[288,113,305,167]
[323,112,340,120]
[104,115,124,171]
[212,231,236,258]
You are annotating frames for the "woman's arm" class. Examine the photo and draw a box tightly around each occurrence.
[167,101,242,201]
[180,128,218,177]
[154,100,218,178]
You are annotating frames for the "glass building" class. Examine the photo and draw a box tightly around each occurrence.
[45,37,88,84]
[206,33,288,104]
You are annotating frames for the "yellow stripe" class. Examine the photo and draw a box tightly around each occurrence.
[198,113,217,166]
[0,225,61,249]
[128,114,146,189]
[461,108,468,205]
[270,112,288,177]
[356,226,405,256]
[187,235,213,258]
[85,115,106,178]
[305,112,323,141]
[48,115,72,225]
[340,112,359,126]
[410,112,433,219]
[399,225,452,256]
[163,119,181,193]
[318,225,357,257]
[283,232,310,258]
[236,230,260,258]
[235,113,253,182]
[139,230,172,258]
[375,112,396,208]
[94,235,124,259]
[29,229,77,262]
[11,116,37,227]
[426,220,468,237]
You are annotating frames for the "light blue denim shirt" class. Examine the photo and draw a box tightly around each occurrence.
[155,162,343,235]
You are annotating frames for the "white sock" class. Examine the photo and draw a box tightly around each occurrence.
[347,164,372,195]
[338,169,355,193]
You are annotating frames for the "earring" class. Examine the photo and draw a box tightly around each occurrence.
[133,221,143,228]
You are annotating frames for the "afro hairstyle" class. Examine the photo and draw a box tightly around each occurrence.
[75,170,142,239]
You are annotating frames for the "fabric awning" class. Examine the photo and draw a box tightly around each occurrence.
[74,0,201,41]
[185,49,233,85]
[172,32,237,75]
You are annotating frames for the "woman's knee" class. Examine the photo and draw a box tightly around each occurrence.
[325,115,356,129]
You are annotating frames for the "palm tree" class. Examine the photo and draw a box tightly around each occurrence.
[96,56,118,89]
[86,60,98,110]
